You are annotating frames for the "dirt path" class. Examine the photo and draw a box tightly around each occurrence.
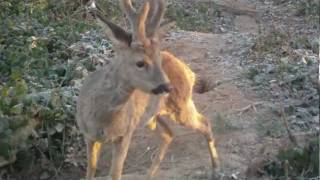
[92,15,270,180]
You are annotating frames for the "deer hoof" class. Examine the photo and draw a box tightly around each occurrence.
[210,168,222,180]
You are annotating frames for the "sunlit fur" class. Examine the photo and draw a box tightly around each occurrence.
[146,51,220,177]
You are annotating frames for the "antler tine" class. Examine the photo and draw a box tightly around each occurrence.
[137,2,151,46]
[120,0,150,44]
[120,0,137,26]
[146,0,157,25]
[146,0,165,37]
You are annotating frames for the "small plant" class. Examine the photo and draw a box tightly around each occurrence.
[255,113,285,138]
[0,0,98,173]
[293,0,320,29]
[252,30,289,55]
[244,67,260,80]
[96,0,122,21]
[294,0,320,16]
[213,113,240,133]
[263,138,319,179]
[165,2,214,32]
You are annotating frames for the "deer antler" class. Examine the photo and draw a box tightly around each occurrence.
[120,0,137,26]
[138,2,151,46]
[121,0,150,46]
[146,0,165,37]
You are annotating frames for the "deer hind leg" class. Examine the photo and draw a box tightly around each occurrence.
[179,103,220,171]
[196,113,220,171]
[146,115,174,178]
[110,133,133,180]
[86,139,102,180]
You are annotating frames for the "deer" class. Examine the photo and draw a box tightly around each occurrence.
[77,0,220,180]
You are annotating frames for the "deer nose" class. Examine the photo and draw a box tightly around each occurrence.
[152,83,171,95]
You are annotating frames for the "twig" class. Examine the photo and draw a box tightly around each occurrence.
[279,101,298,147]
[235,102,263,115]
[136,146,156,161]
[33,145,59,176]
[284,160,289,180]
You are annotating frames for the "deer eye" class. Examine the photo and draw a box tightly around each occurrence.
[136,61,146,68]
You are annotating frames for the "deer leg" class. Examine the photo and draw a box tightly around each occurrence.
[110,133,132,180]
[194,114,220,171]
[147,116,174,178]
[173,100,220,171]
[85,139,102,180]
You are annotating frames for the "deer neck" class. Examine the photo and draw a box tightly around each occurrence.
[103,61,135,111]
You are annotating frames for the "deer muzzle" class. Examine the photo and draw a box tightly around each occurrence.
[151,83,171,95]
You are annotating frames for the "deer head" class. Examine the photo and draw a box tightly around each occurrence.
[91,0,170,95]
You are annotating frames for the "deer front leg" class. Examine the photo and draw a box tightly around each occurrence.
[147,116,174,178]
[86,139,102,180]
[110,133,133,180]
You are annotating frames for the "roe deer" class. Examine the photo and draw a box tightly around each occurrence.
[77,0,220,179]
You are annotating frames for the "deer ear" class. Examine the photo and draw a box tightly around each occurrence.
[95,14,132,47]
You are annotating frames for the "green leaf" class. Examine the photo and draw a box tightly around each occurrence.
[14,79,28,100]
[54,123,65,133]
[0,117,9,134]
[11,69,22,81]
[1,85,9,97]
[0,140,11,160]
[10,103,23,115]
